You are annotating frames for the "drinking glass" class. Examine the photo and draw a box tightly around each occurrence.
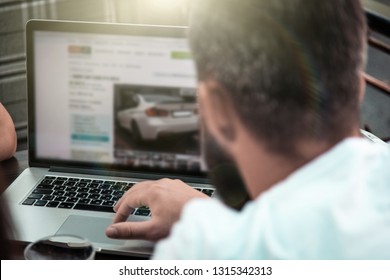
[24,234,95,260]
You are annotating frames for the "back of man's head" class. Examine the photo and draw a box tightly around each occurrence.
[189,0,367,158]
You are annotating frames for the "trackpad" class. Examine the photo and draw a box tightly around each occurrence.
[56,215,126,246]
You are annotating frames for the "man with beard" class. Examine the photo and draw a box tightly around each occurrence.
[106,0,390,259]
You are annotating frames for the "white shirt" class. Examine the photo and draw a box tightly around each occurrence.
[153,138,390,259]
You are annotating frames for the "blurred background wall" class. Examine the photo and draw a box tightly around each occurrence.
[0,0,388,148]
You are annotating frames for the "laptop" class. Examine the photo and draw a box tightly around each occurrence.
[3,20,214,257]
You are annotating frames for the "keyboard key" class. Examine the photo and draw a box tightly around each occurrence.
[43,195,55,201]
[37,184,55,190]
[22,199,36,205]
[98,184,111,189]
[122,185,133,191]
[53,186,66,191]
[53,180,65,186]
[46,201,60,208]
[65,181,76,186]
[76,192,89,199]
[88,194,100,200]
[58,202,74,209]
[78,187,89,193]
[194,188,202,192]
[74,203,114,213]
[67,178,79,182]
[90,183,101,188]
[113,195,122,201]
[44,176,56,180]
[80,179,92,183]
[101,189,113,195]
[113,182,127,189]
[53,190,65,196]
[65,186,78,192]
[35,200,48,207]
[102,200,115,207]
[202,189,214,197]
[100,194,113,201]
[66,197,78,203]
[41,179,53,185]
[104,181,115,185]
[78,198,91,204]
[57,177,68,181]
[113,190,124,196]
[33,189,53,195]
[112,185,123,190]
[134,208,150,216]
[54,196,67,202]
[65,191,77,197]
[92,180,103,184]
[91,199,103,205]
[89,189,100,194]
[28,194,43,200]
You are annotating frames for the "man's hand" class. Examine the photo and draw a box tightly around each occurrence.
[105,178,209,241]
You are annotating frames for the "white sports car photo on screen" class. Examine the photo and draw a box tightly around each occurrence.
[116,85,199,143]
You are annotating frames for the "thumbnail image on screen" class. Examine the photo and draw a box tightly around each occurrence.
[113,84,202,173]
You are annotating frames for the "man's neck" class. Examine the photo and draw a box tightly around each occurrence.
[235,143,311,199]
[235,128,361,199]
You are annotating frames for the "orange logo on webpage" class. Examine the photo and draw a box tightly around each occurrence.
[68,45,92,54]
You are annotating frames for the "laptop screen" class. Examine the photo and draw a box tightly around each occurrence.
[28,21,206,178]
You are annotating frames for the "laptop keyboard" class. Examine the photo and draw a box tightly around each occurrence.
[22,176,214,216]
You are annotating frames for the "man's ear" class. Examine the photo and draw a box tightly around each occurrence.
[198,81,238,149]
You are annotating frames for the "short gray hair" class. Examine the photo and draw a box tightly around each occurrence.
[189,0,367,157]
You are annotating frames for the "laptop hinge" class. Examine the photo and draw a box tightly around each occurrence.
[49,166,211,184]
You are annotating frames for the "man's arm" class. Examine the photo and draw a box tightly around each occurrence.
[106,178,209,241]
[0,103,17,161]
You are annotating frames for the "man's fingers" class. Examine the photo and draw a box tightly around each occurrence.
[106,221,155,240]
[108,179,195,241]
[113,201,136,223]
[113,195,125,212]
[113,183,151,222]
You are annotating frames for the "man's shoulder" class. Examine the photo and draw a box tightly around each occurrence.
[252,137,390,258]
[260,137,390,217]
[265,137,389,196]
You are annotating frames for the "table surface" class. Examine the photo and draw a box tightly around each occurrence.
[0,149,148,260]
[0,149,28,195]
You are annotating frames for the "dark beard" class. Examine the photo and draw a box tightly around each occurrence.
[202,125,250,210]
